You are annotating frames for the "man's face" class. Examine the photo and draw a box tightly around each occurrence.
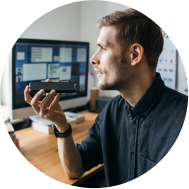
[90,26,132,91]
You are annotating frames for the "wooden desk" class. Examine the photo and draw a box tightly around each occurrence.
[15,111,104,186]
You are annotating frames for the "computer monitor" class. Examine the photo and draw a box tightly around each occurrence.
[9,38,89,120]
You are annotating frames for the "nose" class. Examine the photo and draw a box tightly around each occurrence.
[90,52,100,65]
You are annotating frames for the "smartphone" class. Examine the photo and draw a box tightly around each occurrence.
[29,82,77,93]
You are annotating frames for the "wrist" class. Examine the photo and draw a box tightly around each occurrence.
[56,123,69,133]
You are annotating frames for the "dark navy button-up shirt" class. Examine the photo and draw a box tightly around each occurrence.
[76,73,188,187]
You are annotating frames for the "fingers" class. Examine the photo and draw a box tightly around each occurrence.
[24,85,32,105]
[45,79,51,96]
[24,81,56,118]
[31,89,45,114]
[48,93,62,114]
[46,96,55,107]
[46,79,51,82]
[40,90,56,117]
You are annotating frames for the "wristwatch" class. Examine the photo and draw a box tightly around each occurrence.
[52,123,72,138]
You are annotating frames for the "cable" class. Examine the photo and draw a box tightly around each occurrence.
[4,117,10,123]
[22,118,31,128]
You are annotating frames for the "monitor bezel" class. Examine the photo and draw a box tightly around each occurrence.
[12,38,89,110]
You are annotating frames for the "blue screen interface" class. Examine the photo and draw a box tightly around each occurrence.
[14,42,88,109]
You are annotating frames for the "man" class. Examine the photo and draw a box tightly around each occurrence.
[24,8,187,187]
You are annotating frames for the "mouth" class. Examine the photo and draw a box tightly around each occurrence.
[97,73,103,77]
[95,69,103,77]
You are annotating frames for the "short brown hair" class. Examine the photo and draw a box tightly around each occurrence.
[97,8,164,70]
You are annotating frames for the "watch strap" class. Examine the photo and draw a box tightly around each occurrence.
[52,123,72,138]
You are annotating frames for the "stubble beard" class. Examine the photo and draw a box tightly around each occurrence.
[97,79,115,90]
[97,56,130,91]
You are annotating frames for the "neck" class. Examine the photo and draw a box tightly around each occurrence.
[120,72,156,107]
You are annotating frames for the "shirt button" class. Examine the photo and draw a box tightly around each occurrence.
[133,121,136,125]
[131,151,134,156]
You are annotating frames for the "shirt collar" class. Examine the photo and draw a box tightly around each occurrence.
[126,72,165,119]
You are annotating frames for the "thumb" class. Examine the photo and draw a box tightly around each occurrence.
[46,79,52,96]
[46,79,51,82]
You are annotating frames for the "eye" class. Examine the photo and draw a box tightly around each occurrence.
[101,47,106,52]
[97,45,106,53]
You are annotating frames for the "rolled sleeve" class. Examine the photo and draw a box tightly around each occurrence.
[75,122,103,171]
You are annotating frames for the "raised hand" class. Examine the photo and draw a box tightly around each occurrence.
[24,79,68,132]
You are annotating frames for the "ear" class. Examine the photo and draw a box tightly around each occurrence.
[130,43,144,66]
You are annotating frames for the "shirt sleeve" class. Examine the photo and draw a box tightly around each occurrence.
[75,120,103,171]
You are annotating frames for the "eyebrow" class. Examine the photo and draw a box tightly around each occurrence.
[97,42,108,48]
[97,43,102,47]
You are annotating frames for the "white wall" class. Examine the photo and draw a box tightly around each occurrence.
[0,1,187,106]
[21,2,81,41]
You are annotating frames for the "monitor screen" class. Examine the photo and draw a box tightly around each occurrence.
[12,38,89,110]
